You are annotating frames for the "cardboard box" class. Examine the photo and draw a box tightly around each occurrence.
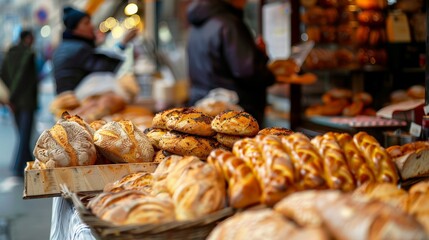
[23,162,158,199]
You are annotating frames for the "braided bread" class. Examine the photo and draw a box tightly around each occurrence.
[207,149,261,208]
[281,133,326,190]
[311,133,355,192]
[254,135,296,205]
[232,138,267,186]
[353,132,399,183]
[334,133,376,186]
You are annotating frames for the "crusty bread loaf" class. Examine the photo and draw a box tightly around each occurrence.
[353,132,399,184]
[93,120,155,163]
[165,108,215,137]
[33,120,97,168]
[103,172,154,194]
[211,110,259,136]
[88,190,148,218]
[59,111,95,135]
[89,119,107,131]
[353,182,409,212]
[334,133,376,186]
[311,132,355,192]
[153,149,176,163]
[144,127,168,150]
[257,127,294,137]
[207,149,261,208]
[215,133,243,149]
[281,133,326,190]
[152,108,186,129]
[387,141,429,180]
[49,91,81,118]
[254,135,296,205]
[158,130,220,159]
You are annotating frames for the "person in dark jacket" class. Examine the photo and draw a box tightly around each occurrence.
[0,30,38,178]
[52,6,137,94]
[187,0,276,125]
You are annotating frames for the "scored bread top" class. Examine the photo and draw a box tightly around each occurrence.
[211,110,259,136]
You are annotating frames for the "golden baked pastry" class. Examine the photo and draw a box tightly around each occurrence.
[151,107,186,129]
[207,149,261,208]
[33,120,97,168]
[165,108,215,137]
[153,149,176,163]
[158,130,220,159]
[352,182,409,211]
[103,172,154,194]
[215,133,243,149]
[257,127,294,137]
[93,120,155,163]
[211,110,259,136]
[194,99,243,117]
[144,127,168,150]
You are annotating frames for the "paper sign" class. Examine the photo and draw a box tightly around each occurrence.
[409,122,422,137]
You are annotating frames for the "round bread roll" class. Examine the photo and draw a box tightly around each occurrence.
[194,99,243,117]
[144,127,168,150]
[152,107,186,129]
[165,108,215,137]
[158,131,220,159]
[211,110,259,136]
[407,85,425,99]
[33,120,97,168]
[215,133,243,149]
[94,120,155,163]
[258,127,294,137]
[353,92,373,106]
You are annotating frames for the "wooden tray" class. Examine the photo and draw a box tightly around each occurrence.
[24,162,158,199]
[61,185,234,240]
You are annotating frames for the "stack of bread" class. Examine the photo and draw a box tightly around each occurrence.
[87,155,226,225]
[305,88,377,117]
[144,108,265,161]
[386,141,429,180]
[208,179,429,240]
[31,112,155,169]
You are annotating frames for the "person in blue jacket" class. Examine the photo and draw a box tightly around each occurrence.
[52,6,137,94]
[186,0,276,126]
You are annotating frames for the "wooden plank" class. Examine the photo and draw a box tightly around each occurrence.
[23,162,158,199]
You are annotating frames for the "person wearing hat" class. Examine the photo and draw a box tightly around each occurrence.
[52,6,137,95]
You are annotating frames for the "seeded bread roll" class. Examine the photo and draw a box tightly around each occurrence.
[94,120,155,163]
[144,127,168,150]
[215,133,243,149]
[33,120,97,168]
[158,131,220,159]
[165,108,215,137]
[211,110,259,136]
[152,108,186,129]
[257,127,294,137]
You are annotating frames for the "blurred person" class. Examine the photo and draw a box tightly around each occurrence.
[0,29,39,180]
[52,6,137,95]
[186,0,276,126]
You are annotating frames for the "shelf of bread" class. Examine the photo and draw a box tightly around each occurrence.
[25,102,429,238]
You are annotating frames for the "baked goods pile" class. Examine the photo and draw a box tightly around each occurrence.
[387,141,429,180]
[87,155,226,225]
[32,112,155,169]
[390,85,426,104]
[207,181,429,240]
[305,88,377,117]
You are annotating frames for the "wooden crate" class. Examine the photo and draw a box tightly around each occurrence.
[23,162,158,199]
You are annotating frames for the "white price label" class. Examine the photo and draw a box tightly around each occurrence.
[424,105,429,115]
[409,122,422,137]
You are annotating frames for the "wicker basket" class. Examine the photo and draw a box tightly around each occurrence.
[61,184,234,240]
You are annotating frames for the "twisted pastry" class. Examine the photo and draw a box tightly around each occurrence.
[208,149,261,208]
[334,133,376,186]
[311,133,355,192]
[353,132,399,183]
[281,133,326,190]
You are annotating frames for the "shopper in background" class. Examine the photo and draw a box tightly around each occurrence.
[52,6,137,94]
[186,0,276,126]
[0,30,39,178]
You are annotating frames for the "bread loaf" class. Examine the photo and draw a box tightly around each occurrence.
[194,99,243,117]
[353,182,409,212]
[211,110,259,136]
[257,127,294,137]
[33,120,97,168]
[387,141,429,180]
[254,135,296,205]
[103,172,154,194]
[88,190,148,218]
[93,120,155,163]
[207,149,261,208]
[143,127,168,150]
[311,132,355,192]
[152,107,186,129]
[353,132,399,184]
[281,133,326,190]
[158,130,220,159]
[334,133,376,186]
[215,133,243,149]
[165,108,215,137]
